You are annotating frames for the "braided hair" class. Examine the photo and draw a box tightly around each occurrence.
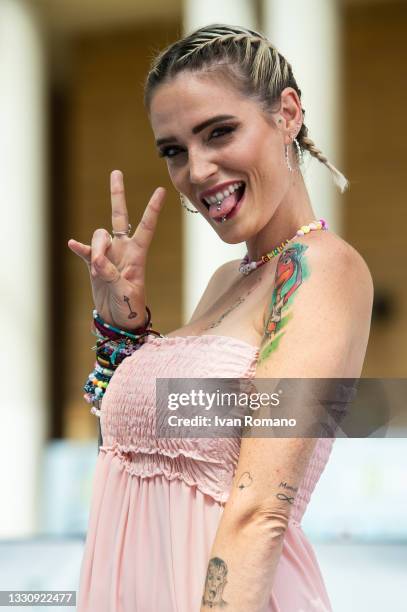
[144,24,348,193]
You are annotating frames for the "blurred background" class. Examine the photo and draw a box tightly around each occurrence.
[0,0,406,610]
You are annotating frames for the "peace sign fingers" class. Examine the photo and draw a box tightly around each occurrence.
[130,186,166,255]
[115,186,166,288]
[110,170,130,236]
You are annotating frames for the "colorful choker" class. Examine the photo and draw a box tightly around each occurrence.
[239,219,328,275]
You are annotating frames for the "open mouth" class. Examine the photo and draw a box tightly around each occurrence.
[201,182,246,223]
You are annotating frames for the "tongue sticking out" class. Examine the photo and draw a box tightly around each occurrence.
[209,191,240,219]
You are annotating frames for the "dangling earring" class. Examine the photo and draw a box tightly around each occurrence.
[285,137,303,172]
[179,193,199,213]
[285,142,293,173]
[294,138,303,166]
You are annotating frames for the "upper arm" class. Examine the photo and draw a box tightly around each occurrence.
[221,240,373,531]
[257,239,373,377]
[187,259,240,325]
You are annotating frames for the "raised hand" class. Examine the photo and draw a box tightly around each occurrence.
[67,170,166,330]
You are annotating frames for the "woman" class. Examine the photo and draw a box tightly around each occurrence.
[69,24,373,612]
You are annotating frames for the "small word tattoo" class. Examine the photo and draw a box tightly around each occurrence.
[202,557,229,608]
[276,481,298,505]
[203,275,263,331]
[259,243,309,363]
[236,471,253,490]
[123,295,137,319]
[279,481,298,493]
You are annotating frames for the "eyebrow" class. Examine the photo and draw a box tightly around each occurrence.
[155,114,237,147]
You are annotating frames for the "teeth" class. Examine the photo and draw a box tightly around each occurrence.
[203,182,244,206]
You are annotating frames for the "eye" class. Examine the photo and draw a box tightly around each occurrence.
[158,146,184,159]
[158,125,236,159]
[209,125,236,139]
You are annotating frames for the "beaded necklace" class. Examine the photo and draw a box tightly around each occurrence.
[239,218,328,276]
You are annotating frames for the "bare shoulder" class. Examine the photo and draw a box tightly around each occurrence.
[306,230,373,295]
[260,230,374,338]
[257,231,374,377]
[298,230,374,323]
[188,258,242,324]
[263,230,373,296]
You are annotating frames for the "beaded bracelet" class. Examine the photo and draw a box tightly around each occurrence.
[83,307,165,416]
[93,306,152,340]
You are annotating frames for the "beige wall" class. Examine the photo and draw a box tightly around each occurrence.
[63,24,182,438]
[343,1,407,376]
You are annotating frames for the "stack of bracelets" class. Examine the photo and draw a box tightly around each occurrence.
[83,306,165,417]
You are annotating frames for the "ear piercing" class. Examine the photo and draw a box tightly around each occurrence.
[285,120,304,171]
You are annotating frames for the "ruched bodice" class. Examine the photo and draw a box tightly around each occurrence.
[78,334,334,611]
[100,334,335,519]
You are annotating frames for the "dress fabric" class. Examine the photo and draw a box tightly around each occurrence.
[77,334,334,612]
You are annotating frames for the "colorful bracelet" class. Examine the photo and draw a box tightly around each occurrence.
[84,307,165,416]
[92,306,152,341]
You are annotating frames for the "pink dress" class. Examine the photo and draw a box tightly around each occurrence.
[77,334,334,612]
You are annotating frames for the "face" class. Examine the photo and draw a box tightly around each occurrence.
[149,71,293,244]
[204,562,227,603]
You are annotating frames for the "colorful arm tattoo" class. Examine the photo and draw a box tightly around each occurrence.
[259,243,310,363]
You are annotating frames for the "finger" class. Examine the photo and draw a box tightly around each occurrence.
[130,187,166,255]
[68,239,92,265]
[110,170,129,234]
[92,254,120,283]
[90,228,116,279]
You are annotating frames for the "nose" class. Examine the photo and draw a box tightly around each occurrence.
[188,149,218,185]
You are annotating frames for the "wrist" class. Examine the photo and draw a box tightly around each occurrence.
[84,306,164,413]
[118,307,151,333]
[93,307,152,341]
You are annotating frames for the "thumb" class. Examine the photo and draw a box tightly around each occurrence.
[93,255,120,283]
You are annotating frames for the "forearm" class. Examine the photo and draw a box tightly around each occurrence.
[199,511,287,611]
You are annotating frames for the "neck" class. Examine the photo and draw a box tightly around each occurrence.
[245,172,316,262]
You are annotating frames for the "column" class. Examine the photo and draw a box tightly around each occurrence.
[0,0,48,535]
[182,1,258,321]
[263,0,342,233]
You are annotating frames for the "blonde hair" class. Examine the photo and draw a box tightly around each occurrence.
[144,24,349,193]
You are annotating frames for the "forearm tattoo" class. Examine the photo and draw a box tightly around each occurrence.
[276,481,298,505]
[236,471,253,490]
[202,557,229,608]
[123,295,137,319]
[259,243,309,363]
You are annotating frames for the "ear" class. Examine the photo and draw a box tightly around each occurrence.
[276,87,303,144]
